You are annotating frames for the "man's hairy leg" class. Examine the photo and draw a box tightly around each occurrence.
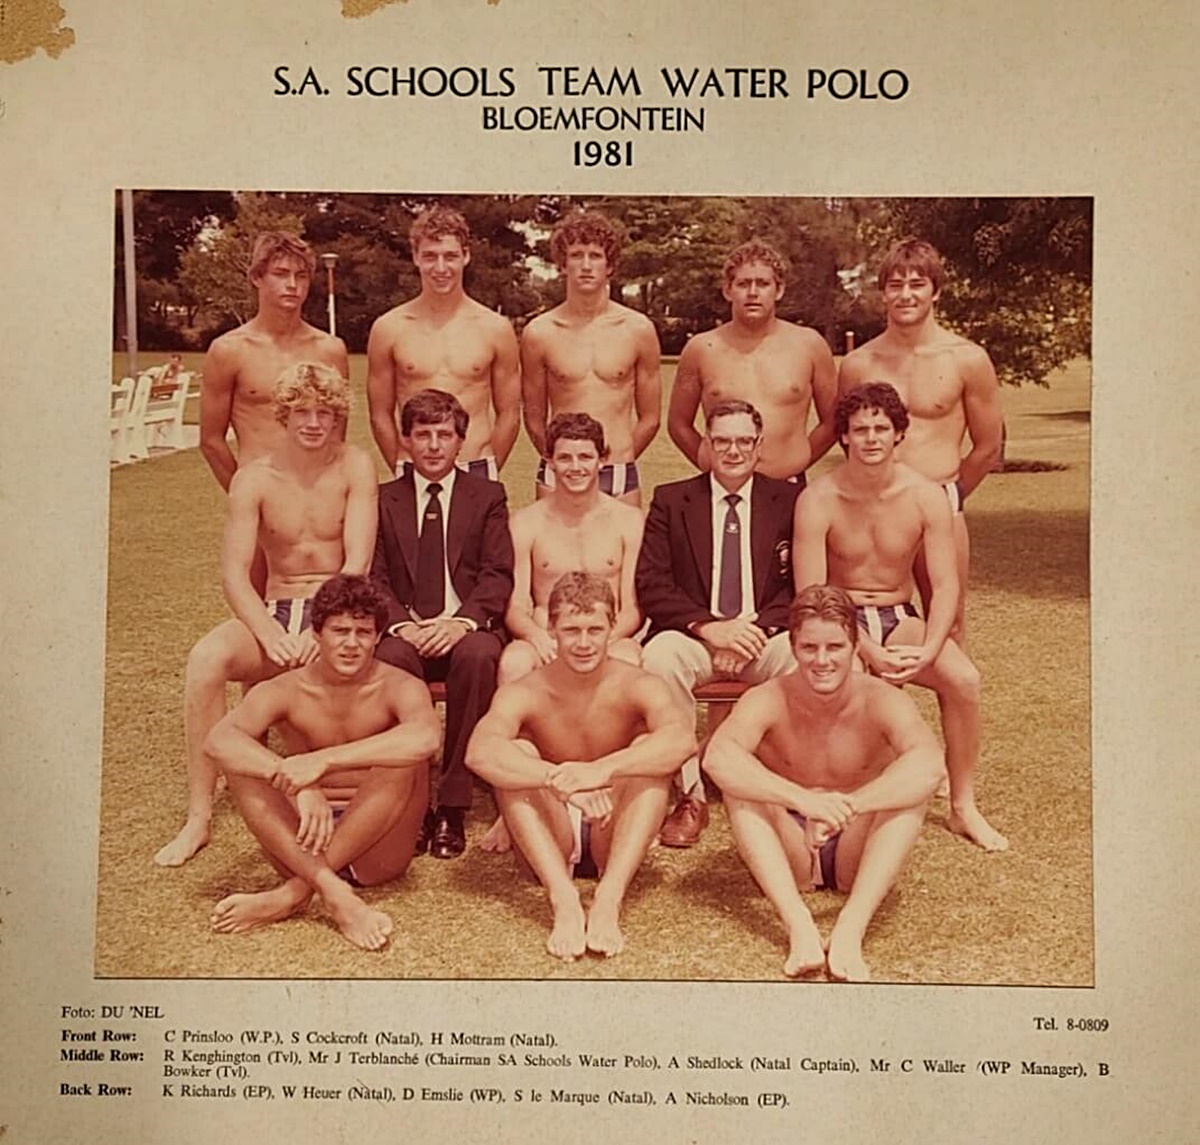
[156,619,272,867]
[725,795,825,978]
[214,774,393,951]
[585,774,670,957]
[497,786,585,961]
[825,804,926,983]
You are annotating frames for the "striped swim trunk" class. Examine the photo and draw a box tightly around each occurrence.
[787,810,840,891]
[854,601,921,646]
[536,458,640,498]
[943,479,967,514]
[394,456,499,481]
[265,597,314,636]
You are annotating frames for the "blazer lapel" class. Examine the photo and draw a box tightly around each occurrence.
[681,476,714,598]
[749,478,777,608]
[391,473,419,581]
[445,479,468,574]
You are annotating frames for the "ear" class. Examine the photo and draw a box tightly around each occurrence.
[462,247,471,268]
[721,279,734,303]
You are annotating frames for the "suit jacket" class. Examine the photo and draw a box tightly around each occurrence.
[371,469,514,633]
[635,473,801,640]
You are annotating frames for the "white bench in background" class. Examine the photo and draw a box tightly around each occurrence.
[109,376,135,463]
[121,369,193,460]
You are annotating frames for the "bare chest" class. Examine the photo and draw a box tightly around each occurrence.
[258,469,349,544]
[544,319,637,389]
[522,688,642,762]
[699,338,812,411]
[826,491,923,570]
[394,319,493,389]
[531,522,624,584]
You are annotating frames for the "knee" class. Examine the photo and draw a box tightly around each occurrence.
[609,638,643,667]
[498,641,538,684]
[942,655,981,704]
[186,633,232,687]
[375,635,420,673]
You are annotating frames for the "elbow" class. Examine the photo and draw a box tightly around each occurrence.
[416,719,442,763]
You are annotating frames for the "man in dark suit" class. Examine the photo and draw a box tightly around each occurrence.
[372,389,514,858]
[636,399,802,847]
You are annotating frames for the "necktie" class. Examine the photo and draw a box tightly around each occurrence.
[717,492,742,618]
[414,482,446,619]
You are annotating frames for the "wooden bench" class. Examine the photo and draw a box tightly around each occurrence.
[424,678,749,707]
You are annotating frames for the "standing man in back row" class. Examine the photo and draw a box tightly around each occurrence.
[838,237,1004,643]
[522,209,662,506]
[367,206,522,480]
[200,232,349,493]
[668,239,838,487]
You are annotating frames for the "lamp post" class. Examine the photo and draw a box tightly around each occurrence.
[321,252,339,337]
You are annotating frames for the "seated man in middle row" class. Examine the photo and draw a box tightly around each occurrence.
[466,573,694,962]
[480,412,645,854]
[371,389,515,860]
[635,398,803,847]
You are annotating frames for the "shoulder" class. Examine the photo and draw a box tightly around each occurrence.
[951,337,997,378]
[370,302,416,337]
[650,473,707,506]
[609,499,645,530]
[205,326,251,366]
[340,443,377,477]
[522,309,559,339]
[509,499,544,527]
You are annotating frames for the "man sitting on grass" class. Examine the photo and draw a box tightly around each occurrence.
[466,573,694,962]
[704,584,943,982]
[205,575,439,951]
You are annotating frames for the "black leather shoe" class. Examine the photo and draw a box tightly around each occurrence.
[414,809,436,856]
[430,808,466,859]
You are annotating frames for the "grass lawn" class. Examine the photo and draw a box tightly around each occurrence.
[96,357,1091,984]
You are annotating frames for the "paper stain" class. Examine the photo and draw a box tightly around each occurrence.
[342,0,500,15]
[0,0,75,64]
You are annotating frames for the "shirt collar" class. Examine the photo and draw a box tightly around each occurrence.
[414,466,458,502]
[709,472,753,507]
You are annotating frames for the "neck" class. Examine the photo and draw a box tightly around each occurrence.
[885,313,939,348]
[565,289,611,319]
[730,313,776,338]
[254,307,307,338]
[846,455,896,490]
[418,288,466,317]
[552,484,601,517]
[714,472,751,495]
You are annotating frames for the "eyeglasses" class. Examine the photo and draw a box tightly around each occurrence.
[709,434,761,453]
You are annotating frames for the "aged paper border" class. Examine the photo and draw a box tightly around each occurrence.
[2,2,1196,1140]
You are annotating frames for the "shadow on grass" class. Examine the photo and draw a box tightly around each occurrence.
[1032,409,1090,423]
[971,508,1089,601]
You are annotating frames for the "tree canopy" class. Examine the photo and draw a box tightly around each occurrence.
[115,191,1091,386]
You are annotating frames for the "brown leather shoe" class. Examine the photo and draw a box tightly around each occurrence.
[659,795,709,848]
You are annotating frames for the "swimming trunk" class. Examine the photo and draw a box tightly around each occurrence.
[783,472,808,491]
[328,807,363,887]
[567,803,599,879]
[265,597,313,636]
[394,457,499,481]
[943,479,966,514]
[787,810,840,891]
[854,601,921,646]
[536,458,640,498]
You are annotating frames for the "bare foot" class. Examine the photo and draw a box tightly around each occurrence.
[584,892,625,958]
[211,882,309,934]
[478,815,512,854]
[547,891,586,961]
[947,803,1009,852]
[783,916,826,978]
[323,884,393,951]
[154,816,210,867]
[825,926,871,982]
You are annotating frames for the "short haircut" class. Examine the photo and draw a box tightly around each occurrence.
[546,412,608,459]
[788,584,859,647]
[249,231,316,283]
[835,382,910,443]
[549,210,623,271]
[311,574,389,636]
[409,206,471,255]
[400,388,469,439]
[707,398,764,435]
[547,571,616,627]
[723,239,787,287]
[272,362,350,425]
[876,236,946,294]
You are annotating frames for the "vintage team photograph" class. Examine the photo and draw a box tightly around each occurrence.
[97,192,1092,984]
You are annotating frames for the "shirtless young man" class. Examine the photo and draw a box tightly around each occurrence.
[480,413,644,854]
[466,573,694,961]
[522,210,662,506]
[838,237,1004,642]
[200,232,349,492]
[206,575,439,951]
[500,413,644,681]
[367,206,521,479]
[704,585,943,982]
[154,364,378,867]
[792,382,1007,851]
[668,239,838,486]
